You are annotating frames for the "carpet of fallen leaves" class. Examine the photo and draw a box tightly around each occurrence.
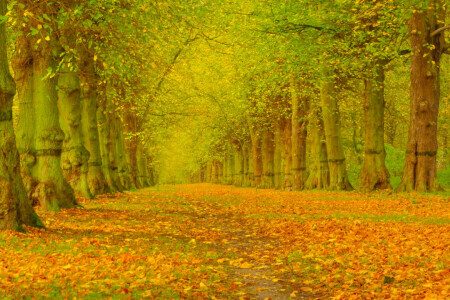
[0,184,449,299]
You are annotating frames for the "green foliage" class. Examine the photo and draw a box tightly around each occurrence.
[385,143,405,189]
[437,167,450,189]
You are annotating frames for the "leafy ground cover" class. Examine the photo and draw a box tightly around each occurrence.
[1,184,449,299]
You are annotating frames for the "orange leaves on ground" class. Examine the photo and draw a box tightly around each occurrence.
[0,184,449,299]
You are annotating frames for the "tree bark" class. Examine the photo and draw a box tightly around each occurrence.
[261,130,275,189]
[79,48,109,195]
[398,2,445,192]
[320,78,353,191]
[115,119,134,190]
[58,62,92,199]
[0,0,43,230]
[273,121,283,189]
[282,120,293,190]
[248,123,262,187]
[233,143,244,186]
[13,28,77,210]
[291,78,308,190]
[242,142,250,187]
[305,108,329,189]
[360,65,391,192]
[97,88,119,191]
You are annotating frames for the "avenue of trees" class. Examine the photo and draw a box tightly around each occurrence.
[0,0,449,231]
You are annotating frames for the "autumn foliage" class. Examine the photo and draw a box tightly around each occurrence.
[1,184,448,299]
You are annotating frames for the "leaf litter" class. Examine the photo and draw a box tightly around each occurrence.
[0,184,449,299]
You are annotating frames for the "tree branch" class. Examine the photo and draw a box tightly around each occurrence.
[431,25,450,37]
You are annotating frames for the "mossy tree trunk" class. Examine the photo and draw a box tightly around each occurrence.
[79,48,109,195]
[97,88,119,191]
[123,102,141,188]
[107,104,124,191]
[360,65,391,192]
[248,123,262,187]
[58,60,92,199]
[0,0,43,230]
[398,2,445,192]
[282,120,293,190]
[222,155,228,184]
[320,78,353,191]
[273,121,283,189]
[227,143,235,185]
[291,78,308,191]
[247,141,254,186]
[305,108,329,189]
[242,142,250,187]
[261,130,274,189]
[136,142,149,188]
[233,142,244,186]
[115,119,134,190]
[13,20,77,210]
[206,161,212,183]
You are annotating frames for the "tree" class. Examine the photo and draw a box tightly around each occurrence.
[12,1,78,210]
[398,0,448,192]
[0,0,43,230]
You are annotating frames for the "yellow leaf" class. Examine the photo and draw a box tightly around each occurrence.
[240,262,253,268]
[300,287,313,292]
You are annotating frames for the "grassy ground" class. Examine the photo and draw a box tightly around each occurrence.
[0,184,449,299]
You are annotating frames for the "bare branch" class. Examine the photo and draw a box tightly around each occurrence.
[431,25,450,37]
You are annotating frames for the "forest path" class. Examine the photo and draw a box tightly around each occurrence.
[164,189,314,299]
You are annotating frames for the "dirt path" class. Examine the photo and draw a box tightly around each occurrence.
[166,194,315,299]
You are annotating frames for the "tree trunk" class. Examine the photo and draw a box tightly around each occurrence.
[227,144,235,185]
[0,0,43,230]
[305,108,329,189]
[360,65,391,192]
[97,89,119,191]
[79,49,109,195]
[242,142,250,187]
[58,63,92,199]
[291,78,308,190]
[206,161,212,182]
[320,78,353,190]
[115,119,134,190]
[107,105,124,191]
[233,143,244,186]
[282,120,293,190]
[248,123,262,187]
[398,3,445,192]
[247,140,254,186]
[273,121,283,189]
[222,155,228,184]
[136,142,148,187]
[262,130,274,189]
[13,33,77,210]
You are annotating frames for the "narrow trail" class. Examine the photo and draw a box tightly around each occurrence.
[171,199,312,299]
[142,186,317,299]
